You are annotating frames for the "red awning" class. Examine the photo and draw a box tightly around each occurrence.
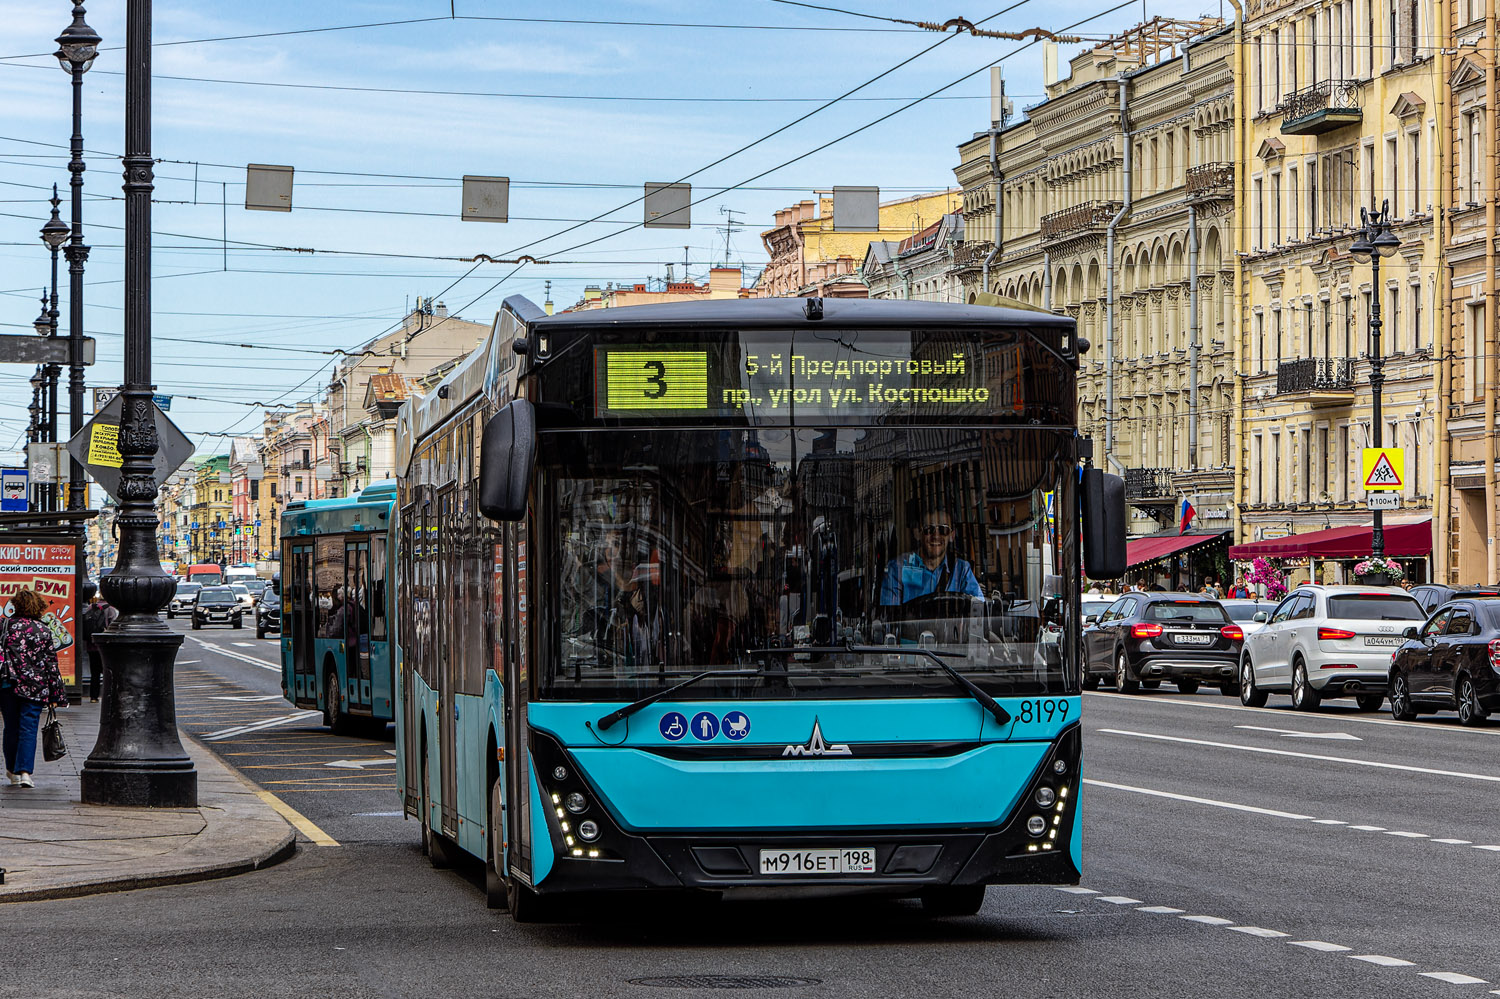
[1228,518,1432,559]
[1125,531,1229,569]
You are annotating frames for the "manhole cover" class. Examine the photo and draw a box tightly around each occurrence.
[630,976,820,989]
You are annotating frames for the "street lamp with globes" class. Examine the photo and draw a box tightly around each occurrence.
[1348,200,1402,563]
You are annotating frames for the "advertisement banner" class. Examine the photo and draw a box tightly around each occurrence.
[0,541,79,685]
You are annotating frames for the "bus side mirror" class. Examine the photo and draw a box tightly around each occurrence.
[479,399,537,522]
[1081,467,1127,581]
[272,574,282,597]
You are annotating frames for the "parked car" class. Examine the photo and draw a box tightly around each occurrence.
[192,586,244,630]
[1219,598,1278,638]
[255,589,281,640]
[167,581,201,619]
[1388,598,1500,726]
[1082,592,1243,694]
[1409,584,1500,615]
[1238,585,1426,711]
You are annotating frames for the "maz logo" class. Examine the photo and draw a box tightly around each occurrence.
[782,719,852,757]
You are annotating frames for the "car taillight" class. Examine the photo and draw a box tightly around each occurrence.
[1220,624,1244,641]
[1489,639,1500,671]
[1131,623,1163,639]
[1318,627,1356,641]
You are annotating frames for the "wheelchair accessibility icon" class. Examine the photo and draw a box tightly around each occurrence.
[659,711,689,741]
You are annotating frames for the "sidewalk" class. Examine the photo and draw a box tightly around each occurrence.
[0,699,297,902]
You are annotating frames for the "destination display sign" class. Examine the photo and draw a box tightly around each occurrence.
[594,331,1019,422]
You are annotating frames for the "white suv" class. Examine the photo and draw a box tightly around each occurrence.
[1238,585,1427,711]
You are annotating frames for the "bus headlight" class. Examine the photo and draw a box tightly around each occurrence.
[1034,787,1056,807]
[1026,815,1046,837]
[564,792,588,814]
[578,820,601,842]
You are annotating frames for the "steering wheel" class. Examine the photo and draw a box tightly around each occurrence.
[899,591,975,617]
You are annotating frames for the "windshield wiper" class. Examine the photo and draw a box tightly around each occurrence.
[751,645,1011,726]
[595,669,763,732]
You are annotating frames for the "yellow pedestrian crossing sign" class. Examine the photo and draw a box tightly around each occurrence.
[1361,447,1404,491]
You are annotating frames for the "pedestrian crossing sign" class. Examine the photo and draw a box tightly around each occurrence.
[1361,447,1404,491]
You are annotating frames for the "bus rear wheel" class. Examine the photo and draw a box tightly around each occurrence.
[421,749,454,869]
[486,776,507,910]
[920,885,986,917]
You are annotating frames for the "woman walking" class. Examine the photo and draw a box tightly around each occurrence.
[1,589,68,788]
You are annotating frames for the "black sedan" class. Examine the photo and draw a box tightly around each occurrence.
[1083,592,1243,694]
[192,585,244,630]
[255,590,281,639]
[1388,598,1500,726]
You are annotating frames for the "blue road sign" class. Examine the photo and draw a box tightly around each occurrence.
[720,710,750,741]
[690,711,720,741]
[658,711,688,742]
[152,394,171,411]
[1,467,28,513]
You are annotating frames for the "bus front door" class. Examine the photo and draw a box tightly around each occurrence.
[290,544,316,703]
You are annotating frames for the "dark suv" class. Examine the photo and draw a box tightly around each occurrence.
[1410,584,1500,615]
[255,589,281,639]
[192,586,243,630]
[1083,592,1244,694]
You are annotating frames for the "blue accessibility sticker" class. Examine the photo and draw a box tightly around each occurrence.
[720,710,751,741]
[690,711,720,741]
[659,711,688,742]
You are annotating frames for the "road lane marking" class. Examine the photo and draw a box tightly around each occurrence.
[1096,896,1142,905]
[210,695,284,702]
[1097,728,1500,783]
[1235,724,1362,741]
[1229,926,1289,938]
[1351,955,1416,967]
[1291,941,1352,952]
[1384,831,1428,838]
[204,710,322,741]
[1181,915,1233,925]
[325,758,396,769]
[1473,845,1500,852]
[1313,819,1348,825]
[1086,689,1500,737]
[186,635,280,671]
[1432,838,1473,844]
[252,789,339,847]
[1421,973,1489,985]
[1349,825,1387,832]
[354,811,404,817]
[1137,906,1184,914]
[1053,887,1098,895]
[232,641,258,647]
[1084,778,1314,820]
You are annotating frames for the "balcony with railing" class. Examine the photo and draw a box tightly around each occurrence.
[1276,357,1356,404]
[1124,467,1176,504]
[1186,162,1233,201]
[1280,79,1361,135]
[1040,201,1121,245]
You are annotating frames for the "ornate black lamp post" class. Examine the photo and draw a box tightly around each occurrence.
[82,0,197,807]
[1348,201,1402,563]
[39,186,68,511]
[56,3,99,512]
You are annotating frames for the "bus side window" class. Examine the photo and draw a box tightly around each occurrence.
[370,534,388,642]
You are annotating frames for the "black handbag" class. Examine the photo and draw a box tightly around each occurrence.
[41,707,66,762]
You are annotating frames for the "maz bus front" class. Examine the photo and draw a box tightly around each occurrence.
[396,294,1125,919]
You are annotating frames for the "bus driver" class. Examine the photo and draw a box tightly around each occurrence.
[879,504,982,607]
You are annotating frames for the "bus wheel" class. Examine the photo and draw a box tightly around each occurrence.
[920,885,986,917]
[507,880,548,923]
[326,669,352,736]
[486,776,507,910]
[421,751,453,869]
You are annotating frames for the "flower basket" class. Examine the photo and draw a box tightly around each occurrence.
[1355,571,1398,586]
[1353,557,1403,587]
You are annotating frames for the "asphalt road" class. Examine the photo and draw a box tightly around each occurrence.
[5,628,1496,999]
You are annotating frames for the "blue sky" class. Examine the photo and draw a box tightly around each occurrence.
[0,0,1212,461]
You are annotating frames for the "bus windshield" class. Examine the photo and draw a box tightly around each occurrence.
[540,427,1075,701]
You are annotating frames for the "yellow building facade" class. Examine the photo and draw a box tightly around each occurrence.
[1237,0,1442,579]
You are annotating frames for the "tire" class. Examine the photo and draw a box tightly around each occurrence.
[232,618,242,630]
[191,619,201,630]
[256,626,265,640]
[1389,672,1417,721]
[1239,654,1267,707]
[1457,675,1491,727]
[1355,693,1384,712]
[1219,682,1239,697]
[1142,680,1161,689]
[1081,675,1100,691]
[1114,652,1139,693]
[507,879,548,922]
[486,775,508,909]
[920,885,987,917]
[421,748,454,869]
[167,609,174,619]
[1291,659,1322,712]
[326,668,354,736]
[1175,678,1200,695]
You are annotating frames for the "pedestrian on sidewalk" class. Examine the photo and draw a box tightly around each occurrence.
[77,583,115,703]
[1,588,68,788]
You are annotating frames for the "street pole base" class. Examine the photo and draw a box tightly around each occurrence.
[79,760,197,808]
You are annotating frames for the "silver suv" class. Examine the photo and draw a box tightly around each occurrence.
[1238,585,1427,711]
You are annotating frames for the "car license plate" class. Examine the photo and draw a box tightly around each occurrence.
[1174,633,1213,645]
[1364,636,1402,646]
[759,848,877,875]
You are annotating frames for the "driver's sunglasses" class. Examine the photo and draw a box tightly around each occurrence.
[921,524,952,536]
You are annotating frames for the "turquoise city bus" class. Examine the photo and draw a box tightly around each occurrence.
[280,482,397,736]
[394,295,1125,919]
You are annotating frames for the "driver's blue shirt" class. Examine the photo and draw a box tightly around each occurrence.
[879,553,982,606]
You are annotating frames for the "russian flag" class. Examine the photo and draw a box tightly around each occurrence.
[1178,497,1196,535]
